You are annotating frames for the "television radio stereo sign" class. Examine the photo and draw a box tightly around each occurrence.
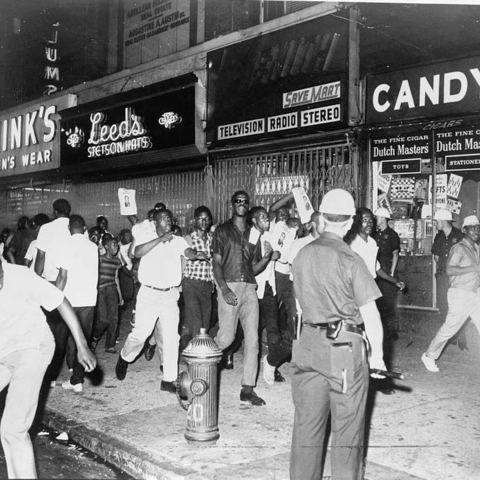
[217,81,342,141]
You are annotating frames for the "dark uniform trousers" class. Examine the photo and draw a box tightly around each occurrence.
[290,324,369,480]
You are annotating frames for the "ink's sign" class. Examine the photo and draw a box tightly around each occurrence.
[0,94,76,178]
[60,88,194,166]
[367,56,480,124]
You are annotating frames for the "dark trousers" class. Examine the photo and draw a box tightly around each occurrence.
[44,306,95,385]
[259,283,291,367]
[93,285,119,349]
[376,278,398,337]
[182,277,213,339]
[290,325,368,480]
[275,271,296,339]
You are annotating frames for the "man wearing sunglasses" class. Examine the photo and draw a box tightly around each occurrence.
[212,190,266,406]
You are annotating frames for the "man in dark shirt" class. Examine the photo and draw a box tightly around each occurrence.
[291,189,386,479]
[431,209,466,349]
[374,207,401,339]
[212,190,269,406]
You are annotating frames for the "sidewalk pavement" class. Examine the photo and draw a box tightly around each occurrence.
[41,310,480,480]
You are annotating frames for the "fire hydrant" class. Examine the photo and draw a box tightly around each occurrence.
[176,328,223,445]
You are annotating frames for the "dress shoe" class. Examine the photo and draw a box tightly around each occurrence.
[380,386,396,395]
[160,380,176,394]
[144,343,156,361]
[115,355,129,380]
[274,369,286,383]
[240,389,266,406]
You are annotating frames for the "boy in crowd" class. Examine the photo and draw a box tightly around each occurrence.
[92,236,123,353]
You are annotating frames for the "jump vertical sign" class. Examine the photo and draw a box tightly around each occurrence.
[44,22,61,96]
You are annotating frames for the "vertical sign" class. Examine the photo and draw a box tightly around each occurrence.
[44,22,61,96]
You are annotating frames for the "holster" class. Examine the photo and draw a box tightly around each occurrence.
[326,319,343,340]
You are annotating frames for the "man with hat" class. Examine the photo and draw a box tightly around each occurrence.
[431,209,466,350]
[373,207,401,340]
[291,189,386,479]
[422,215,480,372]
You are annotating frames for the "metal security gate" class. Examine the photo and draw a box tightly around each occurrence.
[212,143,356,223]
[1,171,207,235]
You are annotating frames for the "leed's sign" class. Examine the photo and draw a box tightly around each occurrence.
[0,94,76,178]
[60,88,195,165]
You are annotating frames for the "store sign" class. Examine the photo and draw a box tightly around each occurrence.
[367,56,480,124]
[0,94,76,178]
[60,88,195,165]
[124,0,190,68]
[282,82,341,109]
[218,119,265,141]
[381,159,421,175]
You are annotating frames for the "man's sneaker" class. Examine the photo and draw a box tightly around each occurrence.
[160,381,176,394]
[240,389,266,406]
[421,353,439,372]
[115,355,129,380]
[61,380,83,393]
[262,356,275,386]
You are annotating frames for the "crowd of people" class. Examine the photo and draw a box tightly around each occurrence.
[3,188,478,479]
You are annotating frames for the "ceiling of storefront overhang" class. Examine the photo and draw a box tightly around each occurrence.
[351,3,480,75]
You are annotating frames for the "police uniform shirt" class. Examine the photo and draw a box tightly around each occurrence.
[373,226,400,273]
[431,227,464,273]
[292,231,381,325]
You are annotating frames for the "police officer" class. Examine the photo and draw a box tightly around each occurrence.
[290,189,386,480]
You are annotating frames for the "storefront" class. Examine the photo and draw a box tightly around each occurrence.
[206,14,358,222]
[0,77,210,234]
[366,56,480,311]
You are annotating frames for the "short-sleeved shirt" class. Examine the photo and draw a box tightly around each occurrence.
[0,263,63,358]
[35,217,71,281]
[350,235,380,278]
[55,233,99,307]
[292,232,381,325]
[254,230,276,299]
[137,232,189,288]
[99,255,121,289]
[431,227,464,273]
[374,226,400,273]
[447,238,480,293]
[212,219,257,284]
[183,230,213,282]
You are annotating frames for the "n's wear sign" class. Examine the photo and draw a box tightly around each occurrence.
[367,56,480,124]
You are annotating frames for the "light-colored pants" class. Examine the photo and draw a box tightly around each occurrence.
[426,287,480,360]
[0,344,54,479]
[121,286,180,382]
[214,282,259,387]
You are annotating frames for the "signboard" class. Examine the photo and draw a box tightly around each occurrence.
[0,94,76,178]
[60,87,195,166]
[207,15,348,145]
[381,159,421,175]
[367,56,480,124]
[124,0,191,68]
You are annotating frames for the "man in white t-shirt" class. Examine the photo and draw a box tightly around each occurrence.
[49,215,99,393]
[34,199,73,386]
[115,209,200,393]
[0,258,96,479]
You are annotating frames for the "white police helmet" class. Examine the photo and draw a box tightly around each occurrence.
[319,189,356,216]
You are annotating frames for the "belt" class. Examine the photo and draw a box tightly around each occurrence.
[143,284,176,292]
[304,321,364,336]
